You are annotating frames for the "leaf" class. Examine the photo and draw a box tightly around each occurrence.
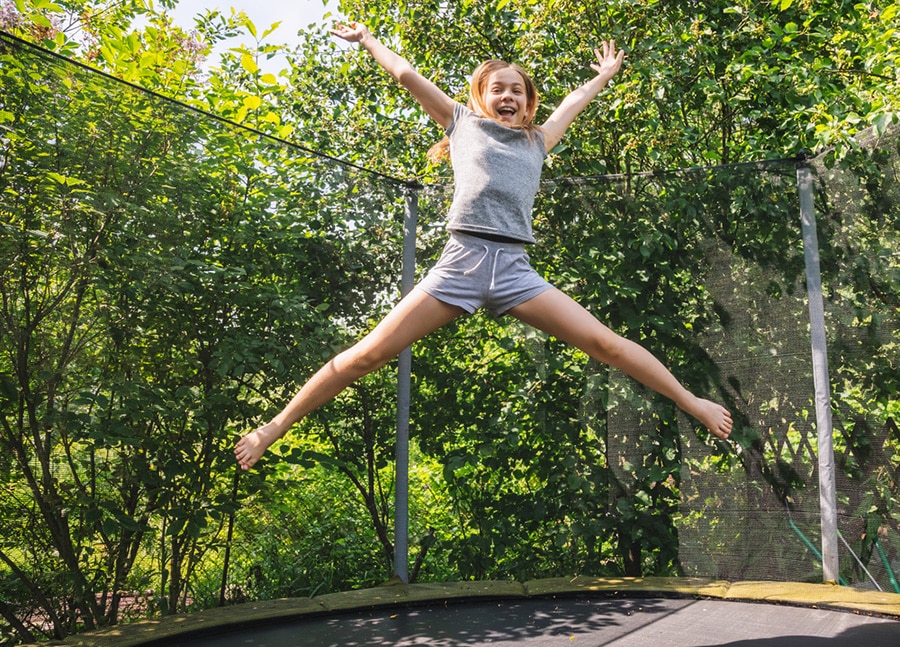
[243,14,258,38]
[872,111,896,135]
[45,171,85,186]
[140,51,160,69]
[32,12,53,28]
[261,21,283,39]
[241,53,259,74]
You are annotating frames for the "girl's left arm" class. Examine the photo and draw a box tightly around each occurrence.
[540,40,624,152]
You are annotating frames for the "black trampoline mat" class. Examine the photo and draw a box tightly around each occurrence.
[169,596,900,646]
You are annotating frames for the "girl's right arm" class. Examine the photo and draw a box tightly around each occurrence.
[331,22,456,130]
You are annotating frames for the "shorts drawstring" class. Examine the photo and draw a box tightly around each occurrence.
[489,249,502,291]
[462,243,503,292]
[462,243,489,276]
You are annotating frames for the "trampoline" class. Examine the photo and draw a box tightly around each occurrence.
[39,577,900,647]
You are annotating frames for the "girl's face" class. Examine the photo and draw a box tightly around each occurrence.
[483,68,531,127]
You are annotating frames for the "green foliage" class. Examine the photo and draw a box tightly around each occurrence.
[225,436,455,600]
[0,0,898,644]
[332,0,900,173]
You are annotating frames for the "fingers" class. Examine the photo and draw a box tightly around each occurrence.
[593,39,622,63]
[329,20,365,41]
[329,22,351,37]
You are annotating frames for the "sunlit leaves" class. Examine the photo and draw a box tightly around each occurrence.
[240,51,258,74]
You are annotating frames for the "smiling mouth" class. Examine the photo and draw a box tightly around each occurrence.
[497,107,517,117]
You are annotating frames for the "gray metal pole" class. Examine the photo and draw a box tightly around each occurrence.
[393,186,419,583]
[797,161,839,583]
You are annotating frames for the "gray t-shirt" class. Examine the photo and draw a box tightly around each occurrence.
[445,102,546,244]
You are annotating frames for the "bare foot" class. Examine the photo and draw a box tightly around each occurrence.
[234,422,283,470]
[684,396,733,440]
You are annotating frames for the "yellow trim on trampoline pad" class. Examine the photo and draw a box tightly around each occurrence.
[30,578,900,647]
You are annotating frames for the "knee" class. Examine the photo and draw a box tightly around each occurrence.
[337,343,392,377]
[584,329,629,365]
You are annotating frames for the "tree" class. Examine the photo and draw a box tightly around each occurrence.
[0,13,406,641]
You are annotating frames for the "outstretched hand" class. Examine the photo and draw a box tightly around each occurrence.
[590,39,625,84]
[329,21,370,44]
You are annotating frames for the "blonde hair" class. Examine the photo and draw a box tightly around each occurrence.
[427,60,541,163]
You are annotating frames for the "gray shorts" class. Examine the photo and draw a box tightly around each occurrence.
[415,232,553,316]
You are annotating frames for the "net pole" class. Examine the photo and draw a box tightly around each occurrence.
[796,160,839,583]
[393,187,419,583]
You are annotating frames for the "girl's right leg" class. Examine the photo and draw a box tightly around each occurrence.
[235,289,465,470]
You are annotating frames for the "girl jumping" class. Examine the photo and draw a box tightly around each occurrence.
[235,22,732,471]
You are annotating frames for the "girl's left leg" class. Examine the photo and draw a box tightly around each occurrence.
[506,287,732,439]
